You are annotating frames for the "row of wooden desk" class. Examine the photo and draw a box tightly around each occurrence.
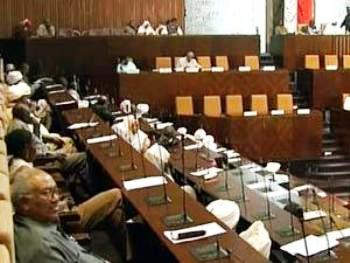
[60,107,267,263]
[118,70,290,114]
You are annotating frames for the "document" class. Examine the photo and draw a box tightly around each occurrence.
[87,135,117,144]
[191,167,223,177]
[55,100,76,106]
[303,210,327,221]
[123,176,167,191]
[67,122,99,130]
[164,222,226,244]
[184,143,202,151]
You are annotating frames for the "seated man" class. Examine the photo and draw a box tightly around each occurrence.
[12,167,126,263]
[137,20,156,36]
[176,51,202,70]
[144,131,170,171]
[36,18,55,37]
[167,18,183,36]
[116,57,138,74]
[126,118,150,153]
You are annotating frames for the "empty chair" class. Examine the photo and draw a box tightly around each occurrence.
[155,57,172,69]
[324,55,338,68]
[197,56,211,69]
[204,96,222,117]
[343,55,350,69]
[226,95,243,116]
[251,94,268,115]
[277,94,293,114]
[305,55,320,70]
[215,56,230,71]
[245,55,260,70]
[175,96,194,116]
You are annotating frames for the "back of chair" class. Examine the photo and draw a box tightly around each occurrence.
[245,56,260,70]
[197,56,211,69]
[204,96,222,117]
[251,94,268,115]
[226,95,243,116]
[343,55,350,69]
[155,57,172,69]
[324,55,338,68]
[305,55,320,70]
[215,56,229,71]
[175,96,194,116]
[277,94,293,114]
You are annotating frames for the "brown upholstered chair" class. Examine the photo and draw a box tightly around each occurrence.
[0,200,14,263]
[277,94,293,114]
[0,175,9,201]
[197,56,211,69]
[0,244,10,263]
[226,95,243,117]
[155,57,172,69]
[175,96,194,116]
[204,96,222,117]
[324,55,338,68]
[251,94,268,115]
[343,55,350,69]
[305,55,320,70]
[245,55,260,70]
[215,56,229,71]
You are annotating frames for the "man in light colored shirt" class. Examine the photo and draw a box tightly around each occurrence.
[116,57,138,73]
[176,51,202,70]
[137,20,156,36]
[155,22,168,35]
[36,18,55,37]
[12,167,126,263]
[167,18,183,35]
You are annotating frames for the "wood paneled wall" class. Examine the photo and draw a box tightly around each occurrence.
[0,0,184,38]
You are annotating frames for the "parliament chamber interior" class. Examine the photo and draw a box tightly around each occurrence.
[4,0,350,262]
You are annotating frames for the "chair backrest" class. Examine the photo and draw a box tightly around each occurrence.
[226,95,243,117]
[204,96,222,117]
[197,56,211,69]
[305,55,320,69]
[175,96,194,116]
[277,94,293,114]
[251,94,268,115]
[215,56,229,71]
[245,56,260,70]
[155,57,172,69]
[343,55,350,69]
[324,55,338,68]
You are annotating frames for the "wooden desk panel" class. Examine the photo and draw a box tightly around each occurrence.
[176,112,322,162]
[298,70,350,110]
[331,109,350,154]
[118,70,290,114]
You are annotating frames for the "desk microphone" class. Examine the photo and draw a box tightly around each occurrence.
[119,134,137,172]
[133,109,147,178]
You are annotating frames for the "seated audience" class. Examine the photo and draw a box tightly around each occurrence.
[137,20,156,36]
[167,18,183,35]
[13,18,33,39]
[341,7,350,34]
[127,118,150,153]
[123,20,137,35]
[36,18,56,38]
[144,131,170,171]
[176,51,202,70]
[274,20,288,35]
[12,167,126,262]
[5,70,32,103]
[116,57,138,73]
[91,96,115,124]
[155,22,169,35]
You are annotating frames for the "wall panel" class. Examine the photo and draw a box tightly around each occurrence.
[0,0,184,38]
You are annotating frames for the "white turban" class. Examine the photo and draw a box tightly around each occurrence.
[344,97,350,111]
[6,71,23,85]
[120,99,131,114]
[136,103,149,116]
[5,64,15,72]
[265,162,281,173]
[206,199,240,229]
[177,127,187,136]
[7,82,31,102]
[194,128,206,141]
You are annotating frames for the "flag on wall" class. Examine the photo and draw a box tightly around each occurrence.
[297,0,314,24]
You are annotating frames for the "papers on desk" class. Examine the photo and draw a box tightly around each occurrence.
[211,66,224,72]
[153,122,173,130]
[164,222,226,244]
[184,143,202,151]
[48,89,65,95]
[87,135,117,144]
[280,235,339,257]
[297,109,311,115]
[271,110,284,116]
[238,66,251,72]
[143,117,158,123]
[224,150,240,159]
[243,111,257,117]
[67,122,99,130]
[212,147,226,153]
[262,65,276,71]
[55,100,76,106]
[111,111,122,116]
[191,167,223,178]
[325,227,350,242]
[228,157,242,164]
[46,84,63,90]
[303,210,327,221]
[83,94,101,100]
[123,176,167,191]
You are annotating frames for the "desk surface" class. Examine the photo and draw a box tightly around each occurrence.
[61,108,267,263]
[118,70,290,114]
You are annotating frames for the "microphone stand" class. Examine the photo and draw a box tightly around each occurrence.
[296,207,311,263]
[119,134,137,173]
[190,236,230,261]
[164,134,193,228]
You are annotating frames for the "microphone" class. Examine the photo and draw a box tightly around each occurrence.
[172,230,206,240]
[164,134,193,228]
[311,189,334,260]
[294,207,311,263]
[119,121,137,172]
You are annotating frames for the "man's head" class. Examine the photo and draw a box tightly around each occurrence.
[12,103,32,123]
[6,129,36,161]
[11,167,60,223]
[186,51,195,62]
[43,18,50,27]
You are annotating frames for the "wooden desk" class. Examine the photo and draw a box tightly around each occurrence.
[47,92,78,111]
[270,35,350,71]
[331,108,350,154]
[118,70,290,114]
[175,112,322,162]
[61,108,267,263]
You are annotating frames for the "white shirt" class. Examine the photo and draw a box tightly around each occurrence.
[37,24,55,37]
[144,143,170,171]
[137,21,156,36]
[155,25,168,35]
[117,61,138,73]
[127,130,150,153]
[9,158,33,181]
[176,57,202,70]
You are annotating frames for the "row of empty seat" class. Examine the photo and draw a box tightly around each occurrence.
[156,55,260,70]
[305,54,350,70]
[175,94,294,117]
